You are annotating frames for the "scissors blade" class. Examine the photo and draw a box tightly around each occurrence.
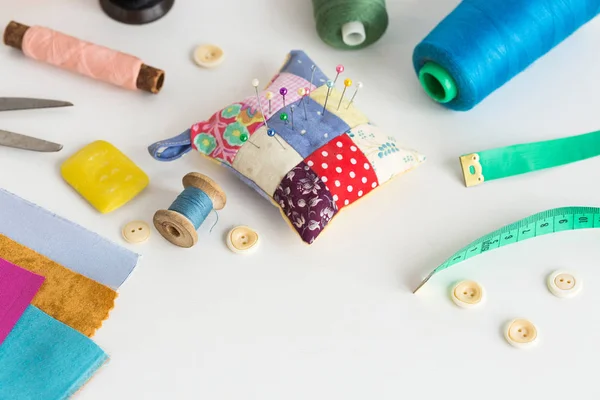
[0,129,63,152]
[0,97,73,112]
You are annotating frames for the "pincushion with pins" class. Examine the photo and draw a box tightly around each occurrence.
[149,50,425,244]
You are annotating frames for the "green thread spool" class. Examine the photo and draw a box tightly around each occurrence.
[312,0,389,50]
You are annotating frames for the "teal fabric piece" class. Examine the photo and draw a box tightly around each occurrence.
[0,306,108,400]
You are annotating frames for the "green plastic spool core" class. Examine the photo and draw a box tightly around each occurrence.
[419,62,457,104]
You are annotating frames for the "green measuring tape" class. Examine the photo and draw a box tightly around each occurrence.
[460,129,600,187]
[414,207,600,292]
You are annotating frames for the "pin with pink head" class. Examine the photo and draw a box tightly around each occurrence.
[333,64,344,85]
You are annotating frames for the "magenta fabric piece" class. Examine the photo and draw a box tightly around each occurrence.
[273,162,338,244]
[0,258,45,345]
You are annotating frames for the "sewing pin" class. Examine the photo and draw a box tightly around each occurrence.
[265,91,274,114]
[297,87,305,101]
[280,112,289,125]
[267,128,286,150]
[290,105,295,130]
[280,87,288,108]
[240,133,260,149]
[333,64,344,85]
[302,87,310,120]
[337,78,352,110]
[346,81,363,109]
[252,78,271,130]
[322,80,334,117]
[309,65,316,96]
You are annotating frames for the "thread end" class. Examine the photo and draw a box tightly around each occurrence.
[418,62,457,104]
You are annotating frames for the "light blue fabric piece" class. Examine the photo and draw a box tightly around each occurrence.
[279,50,328,87]
[266,97,350,158]
[0,189,139,289]
[147,129,192,161]
[0,306,108,400]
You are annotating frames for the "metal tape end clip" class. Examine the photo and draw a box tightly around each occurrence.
[459,153,484,187]
[413,272,434,294]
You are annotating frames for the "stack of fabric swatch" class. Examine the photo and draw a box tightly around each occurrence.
[0,188,139,399]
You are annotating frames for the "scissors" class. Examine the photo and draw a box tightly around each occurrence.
[0,97,73,152]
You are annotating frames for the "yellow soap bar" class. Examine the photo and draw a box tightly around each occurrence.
[61,140,149,213]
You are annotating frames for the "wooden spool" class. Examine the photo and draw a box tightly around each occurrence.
[153,172,226,248]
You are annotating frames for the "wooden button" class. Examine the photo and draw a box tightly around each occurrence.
[122,221,150,243]
[450,280,485,309]
[505,319,538,349]
[226,226,259,254]
[193,45,224,68]
[547,270,582,298]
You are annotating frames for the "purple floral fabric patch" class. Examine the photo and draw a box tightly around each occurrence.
[273,162,338,244]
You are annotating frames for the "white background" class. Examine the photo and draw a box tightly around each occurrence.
[1,0,600,399]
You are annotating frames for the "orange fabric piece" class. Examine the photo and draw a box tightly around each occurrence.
[0,234,117,337]
[21,26,143,90]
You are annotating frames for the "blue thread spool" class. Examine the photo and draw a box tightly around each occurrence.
[153,172,226,248]
[413,0,600,111]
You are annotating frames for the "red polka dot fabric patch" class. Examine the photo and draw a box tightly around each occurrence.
[305,134,379,209]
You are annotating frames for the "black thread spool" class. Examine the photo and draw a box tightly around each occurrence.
[100,0,175,25]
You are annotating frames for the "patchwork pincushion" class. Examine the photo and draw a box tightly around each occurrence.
[148,50,425,244]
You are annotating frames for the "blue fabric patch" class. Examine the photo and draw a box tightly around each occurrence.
[0,306,107,400]
[222,163,273,202]
[266,97,349,158]
[0,189,139,290]
[279,50,329,88]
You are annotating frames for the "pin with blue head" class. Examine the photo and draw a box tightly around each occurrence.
[322,79,335,116]
[267,128,286,150]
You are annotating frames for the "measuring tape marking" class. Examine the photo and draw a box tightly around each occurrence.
[414,207,600,292]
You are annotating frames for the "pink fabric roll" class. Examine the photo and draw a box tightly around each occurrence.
[21,26,143,90]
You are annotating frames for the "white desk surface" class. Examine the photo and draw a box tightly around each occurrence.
[2,0,600,399]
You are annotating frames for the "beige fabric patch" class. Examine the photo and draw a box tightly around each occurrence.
[310,85,369,129]
[232,126,303,196]
[348,124,425,185]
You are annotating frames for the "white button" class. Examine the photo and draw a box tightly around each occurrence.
[122,221,150,244]
[226,226,259,254]
[193,45,225,68]
[547,270,582,298]
[504,319,538,349]
[450,280,485,309]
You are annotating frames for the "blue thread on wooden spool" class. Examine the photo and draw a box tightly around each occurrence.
[153,172,227,248]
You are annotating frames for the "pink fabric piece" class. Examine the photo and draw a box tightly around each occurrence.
[21,26,143,90]
[0,258,45,345]
[245,72,315,120]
